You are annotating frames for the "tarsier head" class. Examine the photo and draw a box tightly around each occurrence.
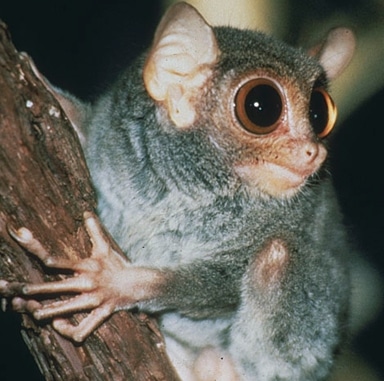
[143,2,355,199]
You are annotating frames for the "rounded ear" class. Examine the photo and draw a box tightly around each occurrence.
[143,2,220,128]
[309,27,356,80]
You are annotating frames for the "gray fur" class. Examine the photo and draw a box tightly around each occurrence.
[83,12,351,381]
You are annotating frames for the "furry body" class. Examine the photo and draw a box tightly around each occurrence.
[84,20,351,381]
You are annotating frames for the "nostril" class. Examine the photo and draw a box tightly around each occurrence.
[303,142,329,169]
[304,143,319,161]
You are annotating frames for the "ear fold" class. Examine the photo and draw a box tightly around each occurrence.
[143,2,220,128]
[309,27,356,80]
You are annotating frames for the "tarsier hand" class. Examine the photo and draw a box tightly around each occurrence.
[0,212,161,342]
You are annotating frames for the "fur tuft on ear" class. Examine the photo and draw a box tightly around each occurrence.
[143,2,219,128]
[309,27,356,80]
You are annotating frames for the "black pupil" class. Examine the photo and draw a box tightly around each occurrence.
[309,91,328,134]
[244,84,282,127]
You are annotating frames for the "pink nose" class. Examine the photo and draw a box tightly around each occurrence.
[296,141,327,174]
[305,142,319,160]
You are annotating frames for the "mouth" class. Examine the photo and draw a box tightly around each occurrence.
[263,161,309,188]
[234,161,313,198]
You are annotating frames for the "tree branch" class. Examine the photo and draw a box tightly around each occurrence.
[0,20,179,381]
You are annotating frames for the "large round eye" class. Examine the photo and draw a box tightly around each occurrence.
[309,88,337,138]
[235,78,283,134]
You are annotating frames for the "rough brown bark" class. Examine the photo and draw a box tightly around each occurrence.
[0,20,179,381]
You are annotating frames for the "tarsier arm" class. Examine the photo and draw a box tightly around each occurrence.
[1,213,163,341]
[1,212,241,341]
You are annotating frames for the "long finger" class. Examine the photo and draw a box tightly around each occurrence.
[8,226,52,263]
[30,293,103,320]
[8,227,80,270]
[53,304,114,342]
[22,276,94,296]
[84,213,110,255]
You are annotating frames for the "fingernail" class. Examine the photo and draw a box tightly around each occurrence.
[8,226,33,243]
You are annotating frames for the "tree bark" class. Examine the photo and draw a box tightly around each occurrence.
[0,20,179,381]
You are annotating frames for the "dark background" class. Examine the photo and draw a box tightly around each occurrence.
[0,1,383,380]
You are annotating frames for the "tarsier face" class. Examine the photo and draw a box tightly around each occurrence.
[227,71,337,198]
[143,3,354,200]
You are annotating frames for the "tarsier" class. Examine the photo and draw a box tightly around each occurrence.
[0,3,357,380]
